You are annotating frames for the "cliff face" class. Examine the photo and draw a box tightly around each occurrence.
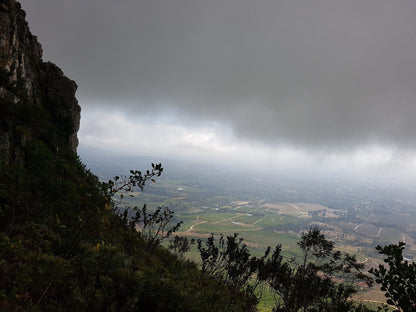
[0,0,80,164]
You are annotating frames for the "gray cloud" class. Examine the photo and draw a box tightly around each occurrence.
[20,0,416,151]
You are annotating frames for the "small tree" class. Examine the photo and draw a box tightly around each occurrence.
[168,236,195,257]
[108,164,182,250]
[197,233,270,295]
[266,227,370,312]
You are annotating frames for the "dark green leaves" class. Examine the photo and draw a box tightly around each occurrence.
[369,242,416,312]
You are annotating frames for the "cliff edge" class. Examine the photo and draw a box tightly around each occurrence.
[0,0,80,164]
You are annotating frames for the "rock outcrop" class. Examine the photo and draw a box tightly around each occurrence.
[0,0,80,164]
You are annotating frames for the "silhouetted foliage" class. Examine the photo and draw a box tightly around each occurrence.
[169,236,195,257]
[119,204,182,251]
[197,233,270,309]
[369,242,416,312]
[105,163,163,197]
[264,227,372,312]
[105,167,183,251]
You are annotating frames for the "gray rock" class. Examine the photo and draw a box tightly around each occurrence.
[0,0,81,164]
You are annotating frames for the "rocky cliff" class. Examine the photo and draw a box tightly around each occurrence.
[0,0,80,164]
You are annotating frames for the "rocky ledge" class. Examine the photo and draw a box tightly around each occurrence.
[0,0,80,164]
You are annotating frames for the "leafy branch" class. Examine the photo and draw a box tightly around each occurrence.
[120,205,182,251]
[369,242,416,312]
[103,163,163,207]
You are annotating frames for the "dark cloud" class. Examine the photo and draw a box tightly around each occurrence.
[20,0,416,151]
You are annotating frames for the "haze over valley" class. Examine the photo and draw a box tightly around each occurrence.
[78,144,416,306]
[80,145,416,259]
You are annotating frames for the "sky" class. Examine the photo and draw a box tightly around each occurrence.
[19,0,416,179]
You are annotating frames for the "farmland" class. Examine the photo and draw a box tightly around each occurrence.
[80,150,416,308]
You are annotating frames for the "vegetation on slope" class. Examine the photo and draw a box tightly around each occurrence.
[0,68,257,311]
[0,140,260,312]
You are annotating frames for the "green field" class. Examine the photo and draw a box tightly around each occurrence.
[83,157,415,310]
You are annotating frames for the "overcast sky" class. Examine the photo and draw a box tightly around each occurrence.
[19,0,416,179]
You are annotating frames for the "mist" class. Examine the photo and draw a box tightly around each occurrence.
[19,0,416,182]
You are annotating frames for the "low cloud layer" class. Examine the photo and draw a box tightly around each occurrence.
[21,0,416,152]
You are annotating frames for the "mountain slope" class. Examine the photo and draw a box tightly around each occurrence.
[0,1,255,311]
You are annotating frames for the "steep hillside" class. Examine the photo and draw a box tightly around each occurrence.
[0,1,255,311]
